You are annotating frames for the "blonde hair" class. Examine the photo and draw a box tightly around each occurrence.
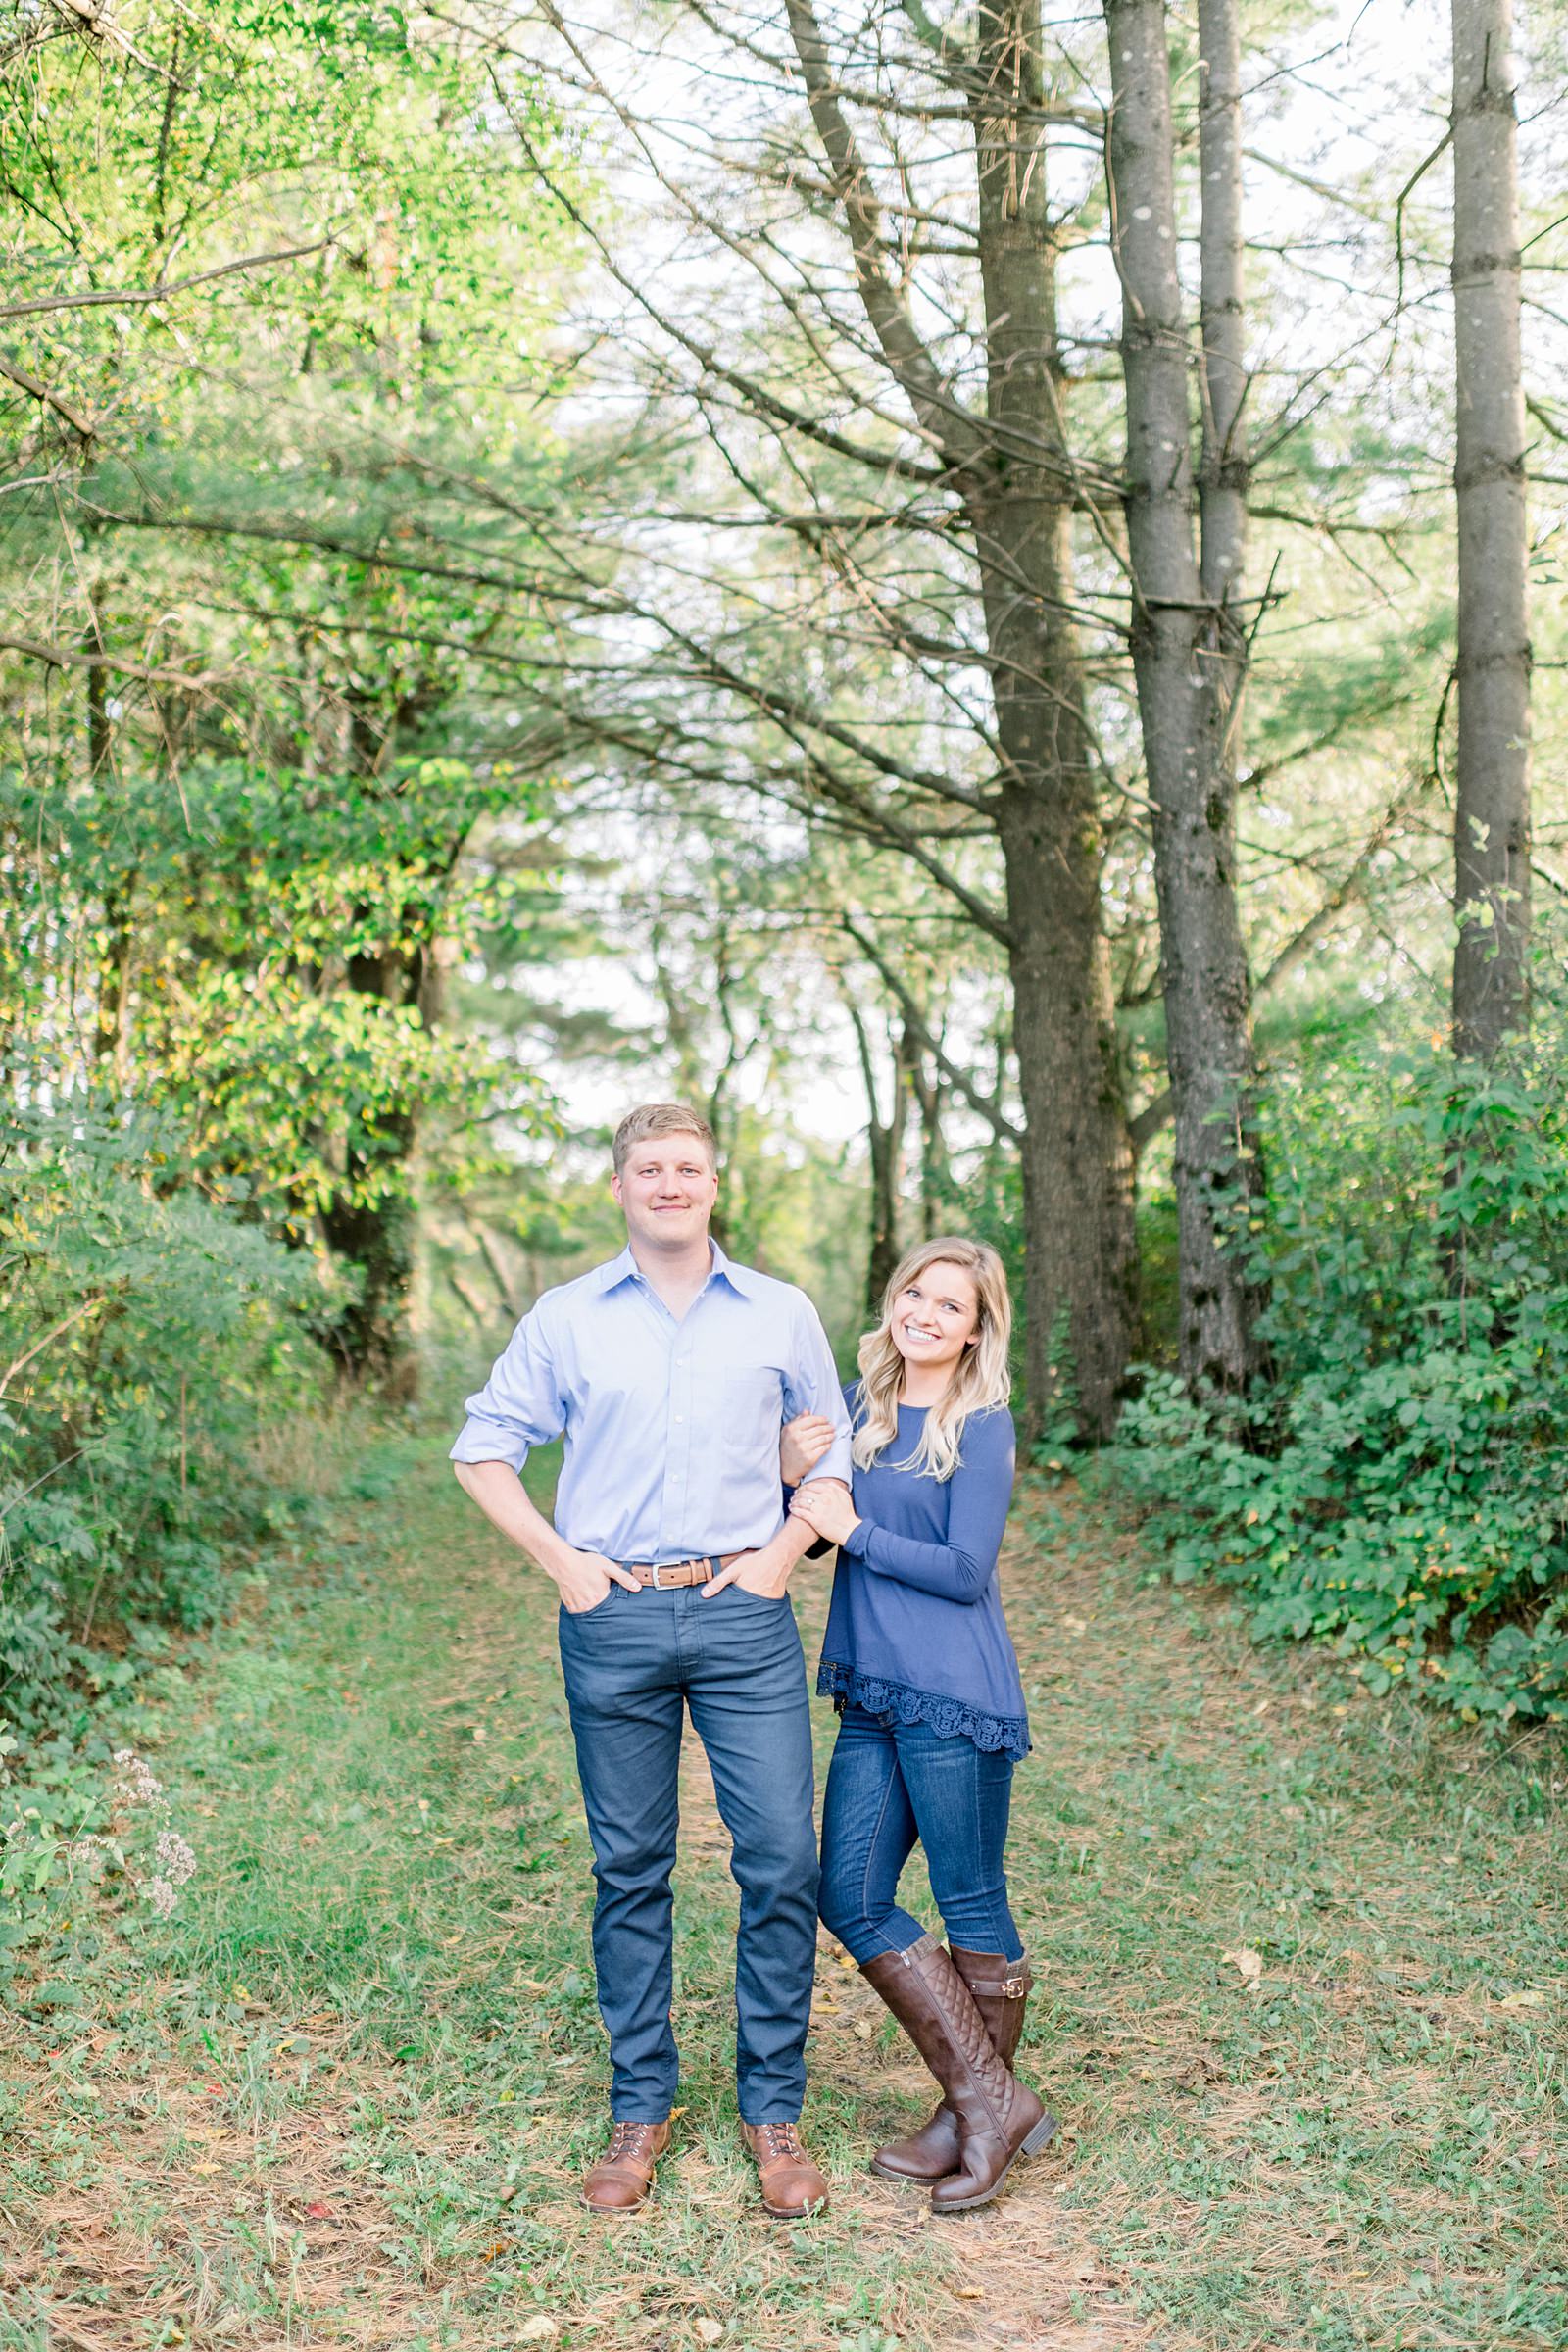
[612,1102,717,1177]
[853,1237,1013,1481]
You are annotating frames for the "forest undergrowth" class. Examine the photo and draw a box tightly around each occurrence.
[1,1434,1563,2352]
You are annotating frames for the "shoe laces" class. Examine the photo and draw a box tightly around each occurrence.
[754,2123,803,2161]
[607,2121,655,2160]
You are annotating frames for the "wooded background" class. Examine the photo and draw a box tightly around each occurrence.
[5,0,1568,1761]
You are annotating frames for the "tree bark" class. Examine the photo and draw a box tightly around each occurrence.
[1104,0,1265,1396]
[997,797,1138,1432]
[909,1037,949,1237]
[1450,0,1531,1060]
[783,0,1139,1437]
[318,939,423,1396]
[965,0,1138,1433]
[316,707,451,1395]
[1197,0,1249,658]
[847,995,911,1313]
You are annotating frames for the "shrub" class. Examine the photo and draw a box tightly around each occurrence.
[1114,1040,1568,1722]
[0,1109,334,1750]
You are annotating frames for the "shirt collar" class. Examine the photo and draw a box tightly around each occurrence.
[596,1240,756,1297]
[708,1240,757,1296]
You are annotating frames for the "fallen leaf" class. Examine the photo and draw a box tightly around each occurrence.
[695,2322,725,2344]
[1175,2041,1225,2092]
[1221,1946,1264,1988]
[517,2321,558,2344]
[1497,1987,1544,2009]
[305,2202,335,2221]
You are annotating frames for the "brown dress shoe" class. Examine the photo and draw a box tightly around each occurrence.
[582,2118,671,2213]
[742,2121,830,2218]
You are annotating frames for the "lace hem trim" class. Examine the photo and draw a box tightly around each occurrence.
[816,1661,1031,1758]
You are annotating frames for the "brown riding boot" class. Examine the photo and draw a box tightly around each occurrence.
[741,2121,830,2218]
[581,2117,671,2213]
[870,1947,1049,2183]
[860,1935,1055,2212]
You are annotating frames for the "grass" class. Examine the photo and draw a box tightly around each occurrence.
[1,1433,1564,2352]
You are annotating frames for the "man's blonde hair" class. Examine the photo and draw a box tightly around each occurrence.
[612,1102,718,1177]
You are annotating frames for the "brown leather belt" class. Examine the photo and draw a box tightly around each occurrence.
[621,1552,745,1590]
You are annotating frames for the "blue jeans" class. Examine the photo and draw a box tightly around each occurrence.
[557,1581,819,2123]
[818,1703,1023,1964]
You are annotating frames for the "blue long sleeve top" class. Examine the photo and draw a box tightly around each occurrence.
[814,1384,1030,1758]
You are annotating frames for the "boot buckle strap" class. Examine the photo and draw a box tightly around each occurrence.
[968,1972,1029,1998]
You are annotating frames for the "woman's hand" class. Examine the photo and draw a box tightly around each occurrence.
[780,1411,836,1487]
[788,1480,860,1546]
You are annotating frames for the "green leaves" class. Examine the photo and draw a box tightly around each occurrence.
[1117,1030,1568,1725]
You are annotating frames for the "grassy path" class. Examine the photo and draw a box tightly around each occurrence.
[2,1437,1564,2352]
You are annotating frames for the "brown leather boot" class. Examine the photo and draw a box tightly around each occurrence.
[741,2121,830,2218]
[870,1947,1050,2183]
[859,1934,1055,2212]
[581,2117,671,2213]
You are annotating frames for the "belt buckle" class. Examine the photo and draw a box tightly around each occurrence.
[649,1560,675,1591]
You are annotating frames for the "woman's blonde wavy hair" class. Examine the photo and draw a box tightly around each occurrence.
[853,1236,1013,1482]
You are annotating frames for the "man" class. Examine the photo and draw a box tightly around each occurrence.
[451,1102,853,2219]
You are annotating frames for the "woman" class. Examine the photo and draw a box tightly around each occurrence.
[784,1238,1055,2214]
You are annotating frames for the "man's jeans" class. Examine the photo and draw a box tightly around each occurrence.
[557,1580,819,2123]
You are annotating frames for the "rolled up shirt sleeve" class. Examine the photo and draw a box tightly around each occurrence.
[450,1305,566,1473]
[785,1299,854,1488]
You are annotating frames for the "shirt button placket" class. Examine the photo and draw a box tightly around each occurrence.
[666,1335,693,1552]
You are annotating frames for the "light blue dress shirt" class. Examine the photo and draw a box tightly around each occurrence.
[450,1243,854,1563]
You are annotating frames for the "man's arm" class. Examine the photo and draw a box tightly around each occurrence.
[699,1294,853,1598]
[698,1482,848,1598]
[784,1296,855,1487]
[453,1460,639,1614]
[451,1307,638,1615]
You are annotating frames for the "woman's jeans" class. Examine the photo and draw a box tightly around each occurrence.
[818,1702,1023,1964]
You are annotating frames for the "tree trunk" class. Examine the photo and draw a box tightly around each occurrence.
[848,997,911,1314]
[1104,0,1265,1396]
[318,940,423,1396]
[86,607,136,1092]
[966,0,1138,1435]
[909,1037,949,1237]
[996,799,1138,1436]
[1197,0,1249,666]
[784,0,1138,1438]
[1450,0,1531,1061]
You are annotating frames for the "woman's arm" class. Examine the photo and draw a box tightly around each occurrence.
[828,1411,1014,1605]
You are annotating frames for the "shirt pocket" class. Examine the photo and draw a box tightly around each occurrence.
[719,1362,786,1491]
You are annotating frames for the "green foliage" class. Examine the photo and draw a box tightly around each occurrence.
[1115,1037,1568,1722]
[0,1109,331,1753]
